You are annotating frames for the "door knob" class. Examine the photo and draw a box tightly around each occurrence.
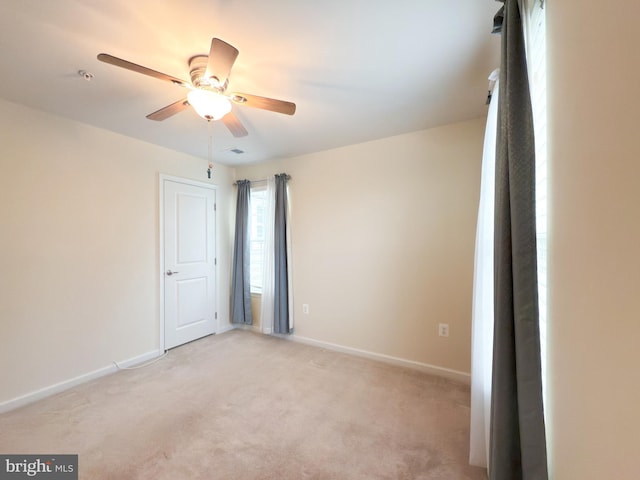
[166,270,179,276]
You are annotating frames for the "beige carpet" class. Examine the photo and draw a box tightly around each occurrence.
[0,330,486,479]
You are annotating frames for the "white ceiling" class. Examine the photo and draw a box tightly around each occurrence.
[0,0,500,166]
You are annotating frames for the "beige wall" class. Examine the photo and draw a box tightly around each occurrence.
[0,99,234,405]
[237,118,484,374]
[547,1,640,479]
[250,294,262,330]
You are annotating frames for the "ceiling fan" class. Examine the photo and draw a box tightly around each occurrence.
[97,38,296,138]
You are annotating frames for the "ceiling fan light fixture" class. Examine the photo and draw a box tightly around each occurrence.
[187,89,232,121]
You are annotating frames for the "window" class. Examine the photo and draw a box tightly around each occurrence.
[524,0,547,400]
[249,186,267,293]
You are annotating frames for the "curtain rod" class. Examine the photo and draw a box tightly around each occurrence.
[233,174,291,186]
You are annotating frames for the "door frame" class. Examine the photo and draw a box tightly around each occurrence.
[159,174,218,351]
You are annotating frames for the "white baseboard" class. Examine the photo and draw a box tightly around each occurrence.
[0,349,162,413]
[286,334,471,385]
[217,323,236,334]
[113,349,164,369]
[224,324,271,335]
[232,323,262,334]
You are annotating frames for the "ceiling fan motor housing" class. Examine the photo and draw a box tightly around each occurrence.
[189,55,226,91]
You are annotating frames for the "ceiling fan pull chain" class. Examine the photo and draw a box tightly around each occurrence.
[207,121,214,179]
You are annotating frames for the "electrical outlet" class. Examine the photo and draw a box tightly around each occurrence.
[438,323,450,337]
[302,304,309,315]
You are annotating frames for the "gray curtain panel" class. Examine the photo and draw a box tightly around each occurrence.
[231,179,253,325]
[490,1,548,479]
[273,173,291,334]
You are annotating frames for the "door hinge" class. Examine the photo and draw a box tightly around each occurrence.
[215,312,218,319]
[214,203,217,211]
[214,258,217,266]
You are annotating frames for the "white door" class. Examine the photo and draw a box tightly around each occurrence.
[162,178,216,349]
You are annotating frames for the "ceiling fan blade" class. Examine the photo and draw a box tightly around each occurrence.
[230,93,296,115]
[146,98,190,121]
[97,53,190,88]
[205,38,239,88]
[222,111,248,137]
